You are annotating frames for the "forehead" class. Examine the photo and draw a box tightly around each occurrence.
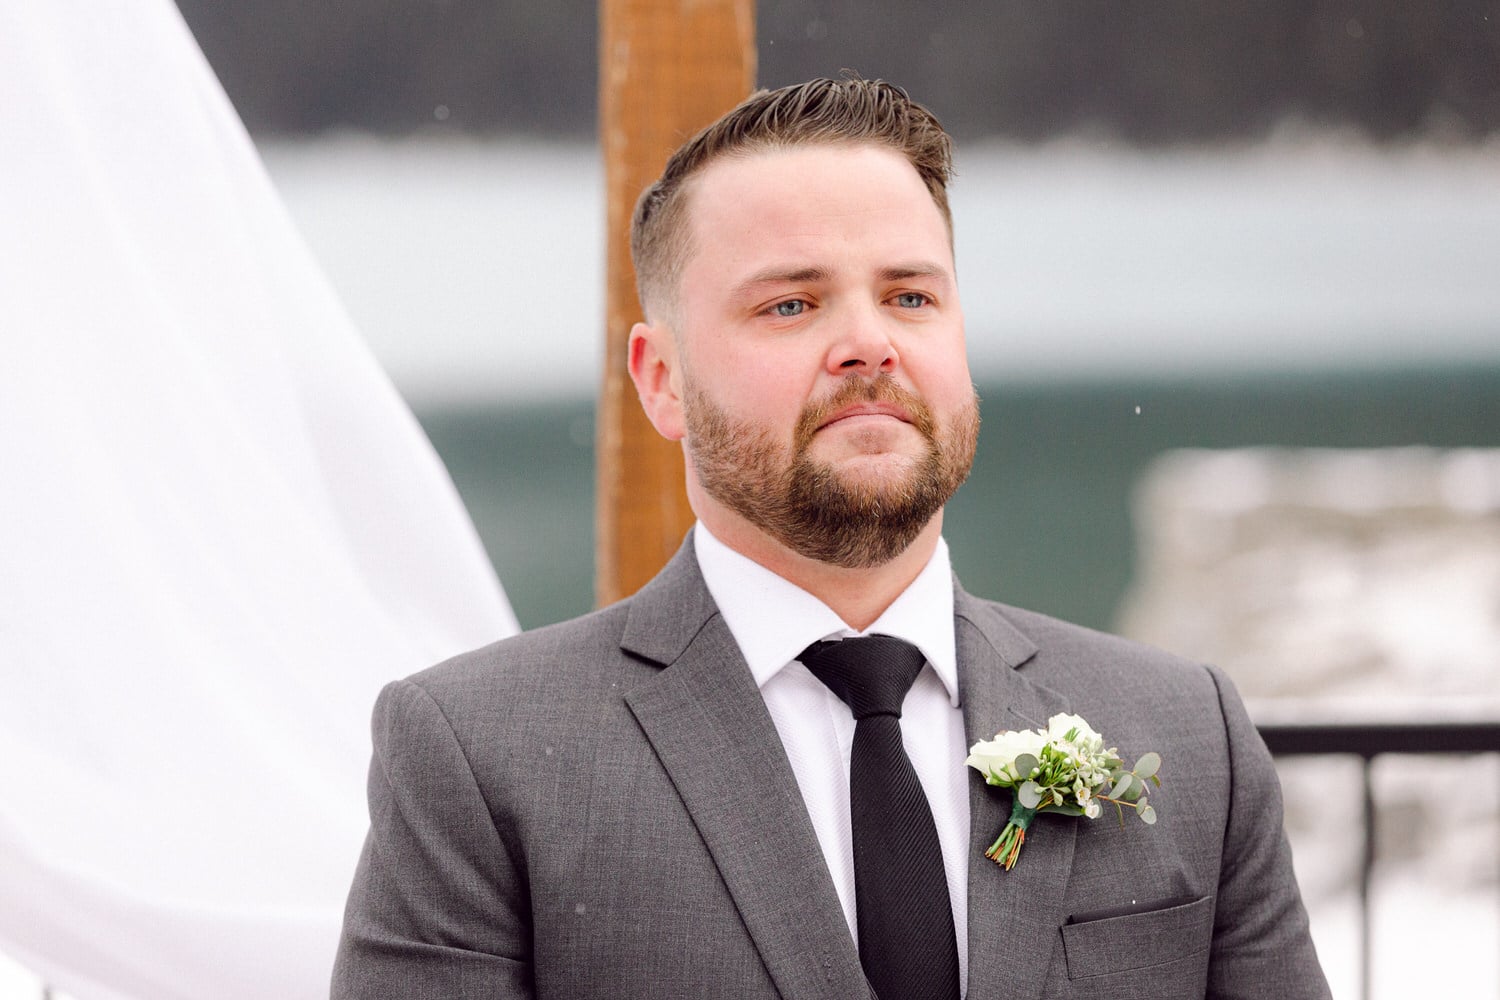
[678,143,952,269]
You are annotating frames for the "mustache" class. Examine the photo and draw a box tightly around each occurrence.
[793,374,937,450]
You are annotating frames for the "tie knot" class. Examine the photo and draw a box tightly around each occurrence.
[798,635,927,720]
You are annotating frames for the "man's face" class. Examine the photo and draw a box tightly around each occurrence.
[662,142,978,568]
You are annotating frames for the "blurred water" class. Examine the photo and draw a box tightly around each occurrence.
[417,368,1500,631]
[256,133,1500,630]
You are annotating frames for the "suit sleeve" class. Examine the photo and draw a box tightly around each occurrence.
[331,678,534,999]
[1204,665,1331,999]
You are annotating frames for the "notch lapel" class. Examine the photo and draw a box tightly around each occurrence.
[621,541,870,1000]
[955,590,1075,1000]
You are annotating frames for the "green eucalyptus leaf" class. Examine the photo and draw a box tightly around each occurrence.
[1150,774,1161,788]
[1109,775,1132,798]
[1124,778,1143,802]
[1013,753,1039,780]
[1019,781,1043,809]
[1043,804,1086,817]
[1139,804,1158,825]
[1133,752,1161,779]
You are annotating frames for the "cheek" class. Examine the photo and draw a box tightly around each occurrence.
[911,345,975,408]
[710,348,818,417]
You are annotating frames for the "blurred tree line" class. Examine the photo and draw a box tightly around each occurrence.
[176,0,1499,142]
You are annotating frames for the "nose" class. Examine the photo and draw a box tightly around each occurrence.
[826,308,898,376]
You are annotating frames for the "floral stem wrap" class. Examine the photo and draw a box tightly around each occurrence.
[985,800,1037,870]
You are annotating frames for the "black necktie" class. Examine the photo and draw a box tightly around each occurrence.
[799,635,960,1000]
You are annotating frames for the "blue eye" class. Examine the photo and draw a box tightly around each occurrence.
[772,300,806,317]
[894,292,929,308]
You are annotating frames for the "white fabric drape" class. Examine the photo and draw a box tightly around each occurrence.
[0,2,519,997]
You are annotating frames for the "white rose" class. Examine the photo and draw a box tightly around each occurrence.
[1047,713,1106,755]
[965,727,1047,782]
[1046,713,1099,743]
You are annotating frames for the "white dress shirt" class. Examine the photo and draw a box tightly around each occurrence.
[693,522,971,994]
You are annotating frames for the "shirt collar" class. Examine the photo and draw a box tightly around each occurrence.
[693,522,959,705]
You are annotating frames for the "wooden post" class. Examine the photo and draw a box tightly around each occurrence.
[596,0,755,606]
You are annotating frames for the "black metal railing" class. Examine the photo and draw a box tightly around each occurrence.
[1258,719,1500,1000]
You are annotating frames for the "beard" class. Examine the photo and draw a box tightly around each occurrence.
[684,373,980,569]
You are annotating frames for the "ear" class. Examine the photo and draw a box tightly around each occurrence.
[627,320,685,441]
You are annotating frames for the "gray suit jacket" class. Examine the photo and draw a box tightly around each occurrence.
[332,537,1329,998]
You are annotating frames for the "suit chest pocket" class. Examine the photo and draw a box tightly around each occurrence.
[1060,894,1214,981]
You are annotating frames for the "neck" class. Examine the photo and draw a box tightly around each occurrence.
[697,506,944,632]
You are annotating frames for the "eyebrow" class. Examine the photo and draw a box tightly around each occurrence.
[731,266,831,299]
[878,263,952,283]
[731,262,952,299]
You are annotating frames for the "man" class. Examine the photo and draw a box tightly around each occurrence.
[333,78,1329,998]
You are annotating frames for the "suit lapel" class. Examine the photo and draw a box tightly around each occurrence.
[955,589,1075,1000]
[621,541,870,1000]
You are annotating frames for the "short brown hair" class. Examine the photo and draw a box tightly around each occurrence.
[630,77,955,321]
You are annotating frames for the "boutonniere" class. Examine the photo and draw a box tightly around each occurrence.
[965,713,1161,870]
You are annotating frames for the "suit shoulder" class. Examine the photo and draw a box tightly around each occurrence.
[404,600,638,708]
[966,596,1216,695]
